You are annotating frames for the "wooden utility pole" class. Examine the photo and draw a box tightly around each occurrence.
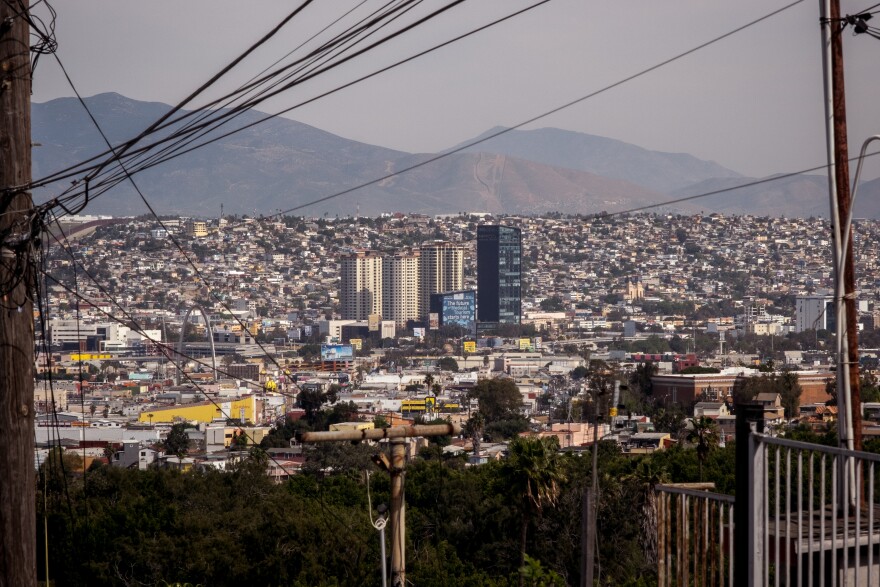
[828,0,863,452]
[387,438,406,587]
[0,1,36,585]
[301,423,460,587]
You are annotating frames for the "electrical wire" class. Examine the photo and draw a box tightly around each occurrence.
[32,245,74,519]
[27,0,441,194]
[33,0,543,218]
[82,0,386,202]
[87,0,317,183]
[38,0,498,391]
[43,47,304,388]
[43,0,435,214]
[39,238,295,400]
[39,262,301,476]
[31,0,856,428]
[92,0,549,207]
[41,213,298,395]
[40,0,805,224]
[592,149,880,221]
[74,0,423,191]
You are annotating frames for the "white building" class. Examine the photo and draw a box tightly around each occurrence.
[795,295,834,333]
[419,241,464,320]
[48,319,98,345]
[340,250,383,320]
[382,251,420,328]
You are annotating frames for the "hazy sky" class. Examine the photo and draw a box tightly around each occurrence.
[30,0,880,181]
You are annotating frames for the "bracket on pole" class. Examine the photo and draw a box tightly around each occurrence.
[300,423,461,587]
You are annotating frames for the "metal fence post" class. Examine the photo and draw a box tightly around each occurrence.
[735,402,765,587]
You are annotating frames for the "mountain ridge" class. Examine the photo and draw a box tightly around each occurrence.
[31,93,862,218]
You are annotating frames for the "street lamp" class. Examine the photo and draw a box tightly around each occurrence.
[366,468,389,587]
[832,134,880,508]
[834,134,880,456]
[373,503,389,587]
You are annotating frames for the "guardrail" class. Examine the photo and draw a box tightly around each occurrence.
[655,483,735,586]
[654,404,880,586]
[752,434,880,586]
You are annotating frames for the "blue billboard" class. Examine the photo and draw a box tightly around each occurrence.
[430,290,476,335]
[321,344,354,361]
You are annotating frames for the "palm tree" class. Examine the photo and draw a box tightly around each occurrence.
[687,416,719,481]
[622,460,669,568]
[464,411,485,459]
[501,436,566,577]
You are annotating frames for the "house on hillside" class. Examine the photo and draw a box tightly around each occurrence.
[693,402,729,419]
[627,432,673,454]
[754,392,785,423]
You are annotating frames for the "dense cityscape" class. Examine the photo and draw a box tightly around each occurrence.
[7,0,880,583]
[32,210,880,585]
[39,210,880,446]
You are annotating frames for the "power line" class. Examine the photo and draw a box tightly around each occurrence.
[594,149,880,219]
[40,211,290,388]
[261,0,809,217]
[39,263,303,477]
[28,0,451,195]
[92,0,384,195]
[87,0,317,182]
[43,0,440,211]
[35,0,834,386]
[43,45,304,387]
[36,0,543,393]
[40,0,799,222]
[40,224,297,398]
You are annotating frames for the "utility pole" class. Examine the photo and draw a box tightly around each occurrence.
[301,423,460,587]
[822,0,862,452]
[0,1,36,585]
[583,379,616,587]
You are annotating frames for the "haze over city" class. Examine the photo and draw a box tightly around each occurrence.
[31,0,880,183]
[5,1,880,586]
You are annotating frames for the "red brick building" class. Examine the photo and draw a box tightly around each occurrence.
[651,370,833,412]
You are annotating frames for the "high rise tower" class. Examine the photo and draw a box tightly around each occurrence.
[477,225,522,326]
[383,251,421,328]
[419,241,464,320]
[340,251,383,321]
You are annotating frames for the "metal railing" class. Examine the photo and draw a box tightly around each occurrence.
[752,434,880,586]
[656,483,735,586]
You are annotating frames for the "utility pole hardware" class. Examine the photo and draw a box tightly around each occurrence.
[301,423,460,587]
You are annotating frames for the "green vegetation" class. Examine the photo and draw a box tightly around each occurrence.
[687,417,720,481]
[438,356,459,372]
[538,296,566,312]
[163,423,194,457]
[468,378,529,441]
[38,440,735,586]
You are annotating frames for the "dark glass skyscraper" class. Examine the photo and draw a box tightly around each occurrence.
[477,225,522,326]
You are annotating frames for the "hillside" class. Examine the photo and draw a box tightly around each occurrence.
[451,126,742,193]
[31,93,873,218]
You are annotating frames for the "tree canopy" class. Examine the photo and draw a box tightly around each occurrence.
[438,356,459,372]
[468,378,529,441]
[163,423,192,457]
[35,415,786,586]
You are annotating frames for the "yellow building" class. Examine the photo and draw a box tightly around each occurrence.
[139,396,259,424]
[184,219,208,237]
[205,424,271,449]
[329,421,374,432]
